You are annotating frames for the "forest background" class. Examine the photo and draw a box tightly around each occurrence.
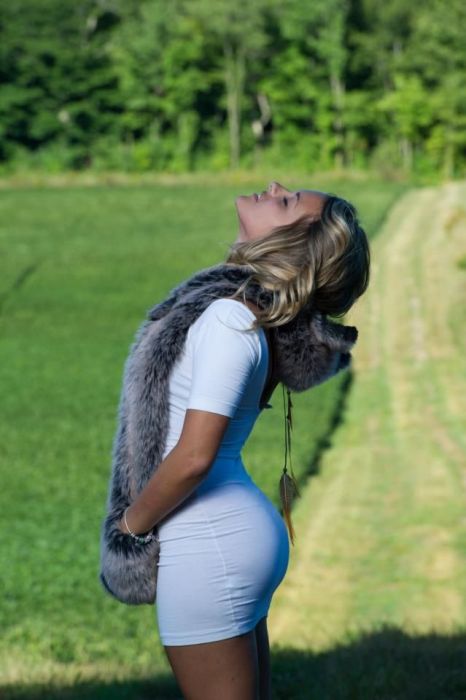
[1,0,465,182]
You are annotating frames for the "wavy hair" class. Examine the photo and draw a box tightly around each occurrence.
[224,194,371,331]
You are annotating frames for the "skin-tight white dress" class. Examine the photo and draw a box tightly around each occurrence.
[155,298,290,646]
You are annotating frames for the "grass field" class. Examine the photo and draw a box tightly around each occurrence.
[6,174,462,698]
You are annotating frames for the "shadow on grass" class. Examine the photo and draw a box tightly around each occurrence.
[299,369,355,487]
[3,623,465,700]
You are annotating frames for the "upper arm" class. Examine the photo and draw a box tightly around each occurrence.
[176,301,260,471]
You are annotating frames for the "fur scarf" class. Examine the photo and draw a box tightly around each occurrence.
[99,262,358,605]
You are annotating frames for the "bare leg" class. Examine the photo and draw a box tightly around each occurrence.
[164,628,259,700]
[255,616,272,700]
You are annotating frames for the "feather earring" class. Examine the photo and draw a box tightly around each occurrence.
[279,384,300,545]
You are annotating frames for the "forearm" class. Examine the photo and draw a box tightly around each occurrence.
[120,445,208,535]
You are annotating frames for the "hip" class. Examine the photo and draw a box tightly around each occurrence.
[156,481,290,600]
[157,480,289,555]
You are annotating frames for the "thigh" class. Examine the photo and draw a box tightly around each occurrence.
[164,629,259,700]
[255,615,272,700]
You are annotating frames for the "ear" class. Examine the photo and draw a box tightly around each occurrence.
[311,312,358,350]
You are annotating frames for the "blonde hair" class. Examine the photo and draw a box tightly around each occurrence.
[224,194,371,331]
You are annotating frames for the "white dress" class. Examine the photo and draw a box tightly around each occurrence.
[155,298,290,646]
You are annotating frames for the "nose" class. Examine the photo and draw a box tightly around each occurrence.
[260,181,284,199]
[267,181,288,197]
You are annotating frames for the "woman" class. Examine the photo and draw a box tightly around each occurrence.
[115,180,370,699]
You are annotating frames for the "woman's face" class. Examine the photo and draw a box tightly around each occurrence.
[235,181,328,242]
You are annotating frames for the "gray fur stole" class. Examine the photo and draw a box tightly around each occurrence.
[99,262,358,605]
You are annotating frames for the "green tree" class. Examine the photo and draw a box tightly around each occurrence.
[403,0,466,177]
[376,73,432,172]
[260,0,349,169]
[109,0,221,171]
[189,0,272,168]
[1,0,465,176]
[0,0,121,167]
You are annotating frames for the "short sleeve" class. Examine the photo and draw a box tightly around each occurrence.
[186,300,260,417]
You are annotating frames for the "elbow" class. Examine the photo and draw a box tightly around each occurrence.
[177,446,213,478]
[189,461,213,478]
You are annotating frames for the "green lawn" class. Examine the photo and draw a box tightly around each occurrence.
[0,176,408,697]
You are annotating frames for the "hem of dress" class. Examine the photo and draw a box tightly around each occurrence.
[158,609,269,647]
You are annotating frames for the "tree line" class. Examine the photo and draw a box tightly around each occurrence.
[0,0,465,178]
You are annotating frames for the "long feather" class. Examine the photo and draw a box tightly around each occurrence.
[279,385,301,545]
[279,469,300,546]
